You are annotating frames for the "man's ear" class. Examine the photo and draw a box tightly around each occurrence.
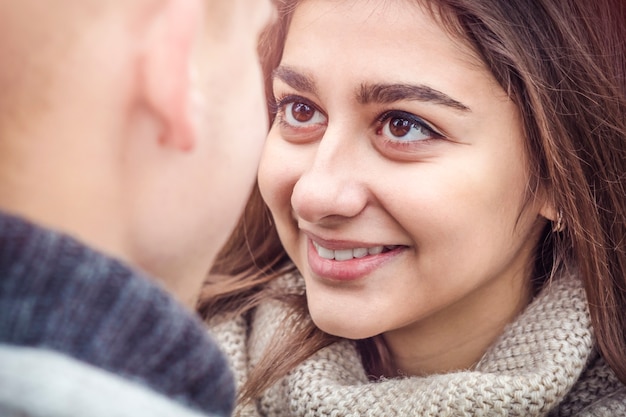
[140,0,203,152]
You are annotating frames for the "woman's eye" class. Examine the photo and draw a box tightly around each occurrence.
[378,111,441,142]
[272,95,327,142]
[282,101,326,127]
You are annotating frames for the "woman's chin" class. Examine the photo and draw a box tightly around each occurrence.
[311,314,380,340]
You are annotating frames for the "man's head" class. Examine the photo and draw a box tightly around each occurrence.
[0,0,274,306]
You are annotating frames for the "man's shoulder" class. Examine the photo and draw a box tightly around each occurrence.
[0,210,235,416]
[0,344,215,417]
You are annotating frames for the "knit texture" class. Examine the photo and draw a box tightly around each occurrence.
[0,211,235,415]
[210,271,626,416]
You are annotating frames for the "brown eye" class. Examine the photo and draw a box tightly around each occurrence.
[389,117,413,138]
[292,102,315,123]
[378,110,440,143]
[276,97,327,143]
[280,99,326,127]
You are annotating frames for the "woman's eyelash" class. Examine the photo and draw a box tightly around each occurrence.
[268,96,282,115]
[270,94,314,115]
[376,110,443,138]
[271,95,443,139]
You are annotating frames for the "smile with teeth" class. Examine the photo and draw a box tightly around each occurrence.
[313,241,400,261]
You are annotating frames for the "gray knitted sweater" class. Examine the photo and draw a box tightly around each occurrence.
[0,211,235,416]
[209,271,626,416]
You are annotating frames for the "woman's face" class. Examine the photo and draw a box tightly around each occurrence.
[259,0,551,368]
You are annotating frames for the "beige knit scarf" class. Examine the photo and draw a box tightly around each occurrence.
[210,272,624,416]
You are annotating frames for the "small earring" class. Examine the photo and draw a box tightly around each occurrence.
[552,209,564,233]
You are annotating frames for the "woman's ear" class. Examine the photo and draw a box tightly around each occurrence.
[540,202,558,223]
[139,0,204,152]
[535,180,557,222]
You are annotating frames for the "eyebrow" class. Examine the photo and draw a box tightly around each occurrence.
[272,66,318,96]
[358,83,471,112]
[272,65,471,112]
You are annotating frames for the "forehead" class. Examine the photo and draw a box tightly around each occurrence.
[287,0,480,66]
[281,0,503,104]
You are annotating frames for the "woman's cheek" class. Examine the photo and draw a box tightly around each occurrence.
[258,133,297,213]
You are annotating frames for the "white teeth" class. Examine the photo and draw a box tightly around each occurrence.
[313,242,391,261]
[316,244,335,260]
[368,246,383,255]
[334,249,354,261]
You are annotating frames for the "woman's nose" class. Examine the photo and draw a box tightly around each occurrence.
[291,129,368,224]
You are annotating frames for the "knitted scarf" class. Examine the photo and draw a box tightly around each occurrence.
[210,271,625,416]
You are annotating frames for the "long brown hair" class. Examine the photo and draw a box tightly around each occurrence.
[198,0,626,402]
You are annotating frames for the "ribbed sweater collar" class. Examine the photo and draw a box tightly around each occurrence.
[0,211,234,415]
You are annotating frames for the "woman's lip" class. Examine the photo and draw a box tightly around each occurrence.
[302,230,398,251]
[306,238,405,282]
